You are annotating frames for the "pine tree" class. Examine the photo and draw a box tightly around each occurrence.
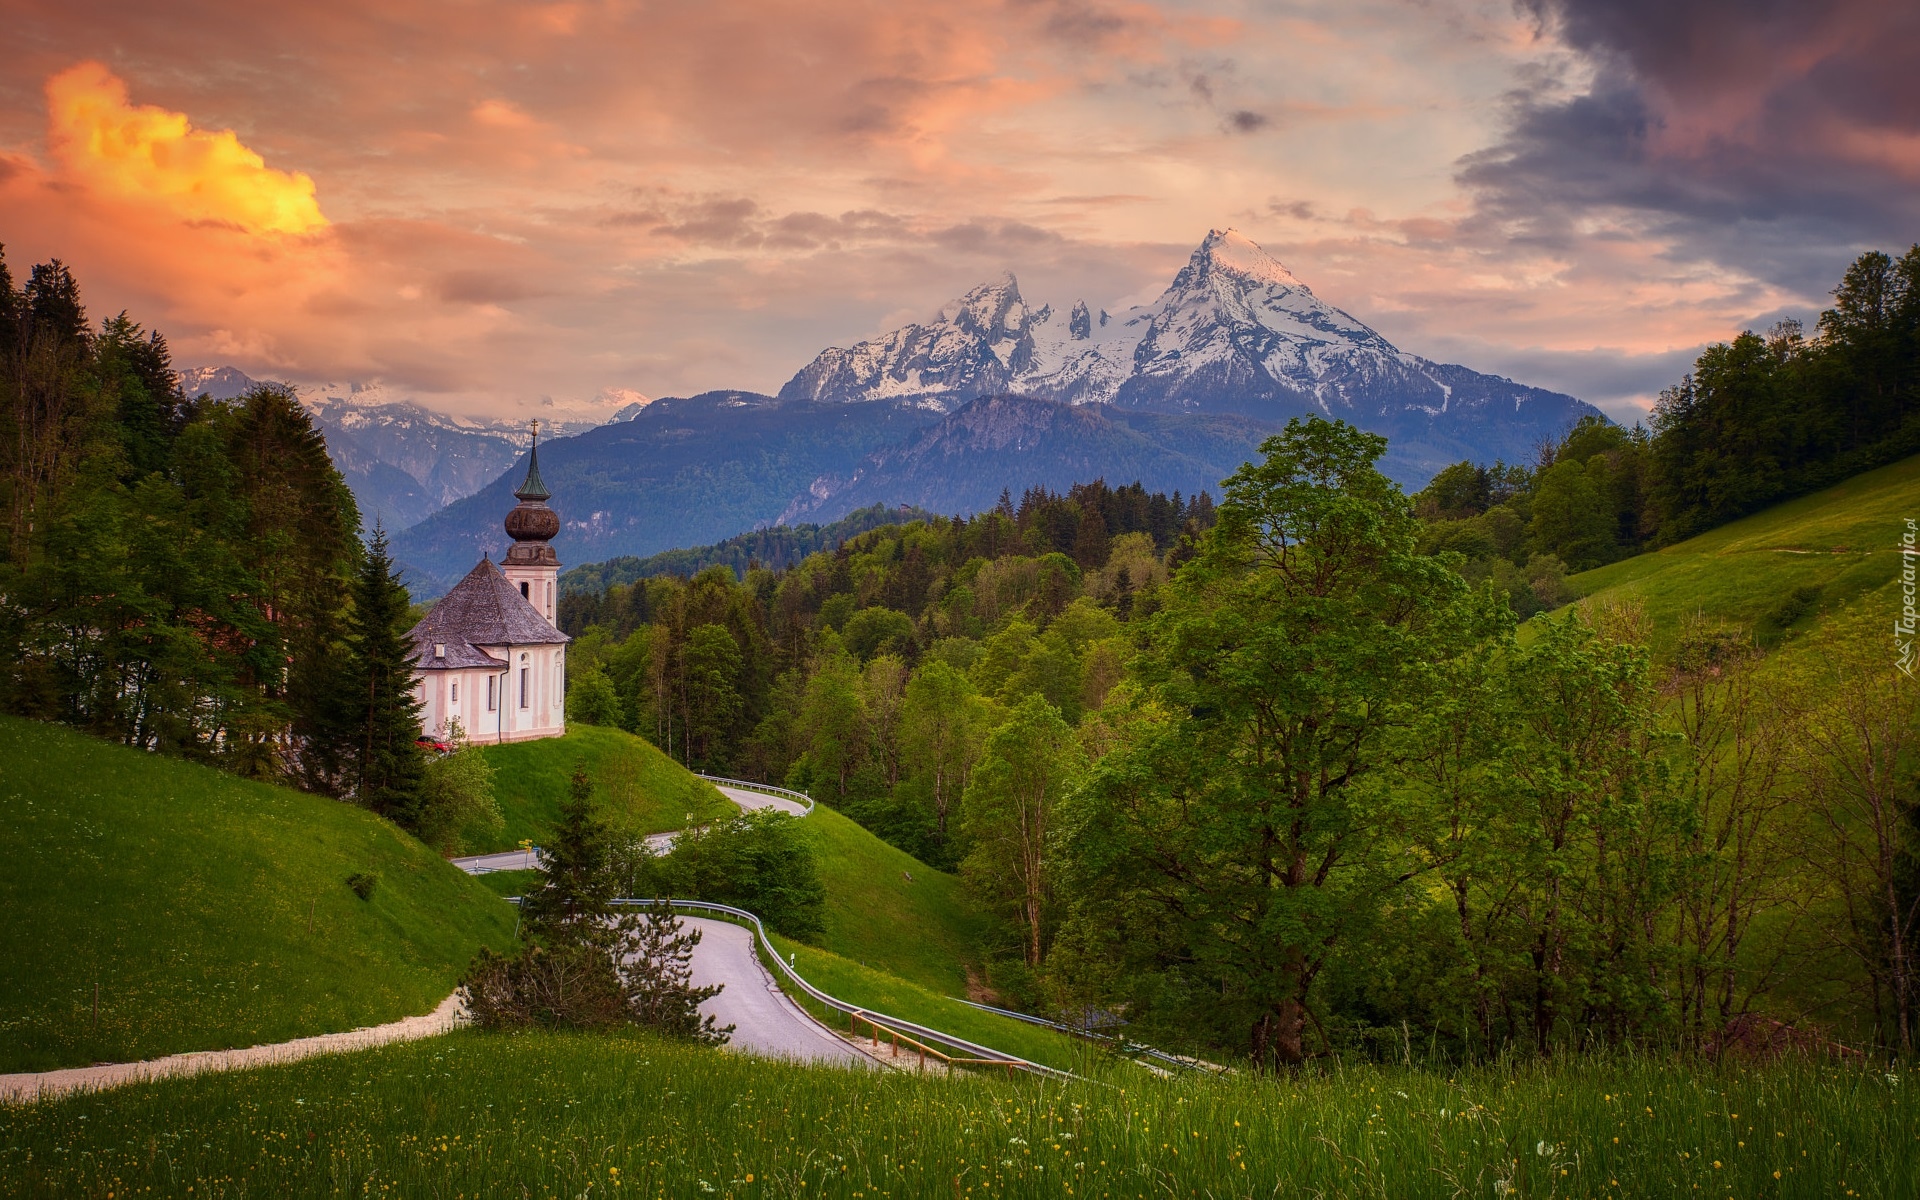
[346,524,425,827]
[621,902,730,1043]
[520,764,617,946]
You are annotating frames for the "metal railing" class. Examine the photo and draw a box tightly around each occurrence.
[556,896,1075,1082]
[694,774,816,816]
[948,997,1227,1076]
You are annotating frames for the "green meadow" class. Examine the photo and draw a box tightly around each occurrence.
[4,1029,1913,1199]
[0,716,516,1074]
[477,724,734,848]
[1568,451,1917,648]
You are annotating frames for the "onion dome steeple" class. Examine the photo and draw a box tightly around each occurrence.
[504,420,560,546]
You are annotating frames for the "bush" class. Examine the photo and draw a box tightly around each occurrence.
[462,942,626,1029]
[417,734,502,854]
[346,872,379,900]
[639,809,827,940]
[1763,583,1823,631]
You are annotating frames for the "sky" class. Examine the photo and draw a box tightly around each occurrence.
[1,0,1914,424]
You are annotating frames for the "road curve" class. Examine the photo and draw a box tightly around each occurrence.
[450,783,861,1067]
[679,917,871,1067]
[453,783,808,869]
[711,784,808,818]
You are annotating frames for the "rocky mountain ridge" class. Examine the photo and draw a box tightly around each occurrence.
[777,229,1599,477]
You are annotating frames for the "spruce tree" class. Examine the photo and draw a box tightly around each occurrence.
[521,763,617,946]
[347,524,425,827]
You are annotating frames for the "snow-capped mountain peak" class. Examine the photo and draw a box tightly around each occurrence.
[776,227,1602,467]
[1187,227,1308,292]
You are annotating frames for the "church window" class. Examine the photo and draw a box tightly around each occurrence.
[487,675,496,711]
[451,682,458,703]
[520,667,529,708]
[520,581,529,600]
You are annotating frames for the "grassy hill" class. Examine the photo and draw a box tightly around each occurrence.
[0,716,516,1073]
[471,729,993,1001]
[1569,451,1917,647]
[475,724,734,850]
[802,804,989,996]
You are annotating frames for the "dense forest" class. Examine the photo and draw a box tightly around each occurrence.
[557,248,1920,1064]
[0,247,488,846]
[560,503,937,596]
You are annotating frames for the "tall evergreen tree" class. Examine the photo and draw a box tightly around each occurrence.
[520,764,618,945]
[347,523,425,827]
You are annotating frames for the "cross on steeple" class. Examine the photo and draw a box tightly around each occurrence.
[515,418,550,502]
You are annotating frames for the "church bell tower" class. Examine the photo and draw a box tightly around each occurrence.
[500,420,561,626]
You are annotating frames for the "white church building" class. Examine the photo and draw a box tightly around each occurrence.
[408,428,570,743]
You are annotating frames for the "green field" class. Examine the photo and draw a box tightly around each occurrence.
[0,716,517,1073]
[1569,452,1918,647]
[476,724,734,850]
[801,803,989,996]
[5,1028,1913,1199]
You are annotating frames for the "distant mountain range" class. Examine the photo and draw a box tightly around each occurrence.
[778,394,1277,526]
[779,229,1598,478]
[179,367,623,530]
[389,393,939,592]
[188,229,1604,594]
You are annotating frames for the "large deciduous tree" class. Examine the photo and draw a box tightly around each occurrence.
[1057,417,1485,1068]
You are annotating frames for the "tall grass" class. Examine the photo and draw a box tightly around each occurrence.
[4,1029,1913,1198]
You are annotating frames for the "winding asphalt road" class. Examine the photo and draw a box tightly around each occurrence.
[452,781,862,1066]
[452,785,809,872]
[679,917,870,1066]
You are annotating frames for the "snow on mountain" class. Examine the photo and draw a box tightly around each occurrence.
[776,228,1602,474]
[174,366,634,531]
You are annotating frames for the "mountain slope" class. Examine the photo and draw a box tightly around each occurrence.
[0,715,516,1072]
[1567,451,1918,651]
[560,503,936,595]
[779,393,1277,524]
[779,229,1600,482]
[391,392,941,593]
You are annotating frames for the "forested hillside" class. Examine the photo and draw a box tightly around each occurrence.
[0,249,458,845]
[560,410,1918,1064]
[1413,246,1920,581]
[560,503,936,596]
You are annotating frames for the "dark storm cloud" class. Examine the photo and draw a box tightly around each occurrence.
[1463,0,1920,294]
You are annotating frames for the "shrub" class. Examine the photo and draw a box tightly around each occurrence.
[641,809,827,940]
[346,872,379,900]
[1763,583,1822,631]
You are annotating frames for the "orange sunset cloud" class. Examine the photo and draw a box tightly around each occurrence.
[46,61,328,238]
[0,0,1912,418]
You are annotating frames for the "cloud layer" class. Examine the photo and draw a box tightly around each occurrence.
[0,0,1912,421]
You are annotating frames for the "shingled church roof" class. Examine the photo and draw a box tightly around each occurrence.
[408,558,569,670]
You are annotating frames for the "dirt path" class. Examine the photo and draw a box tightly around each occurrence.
[0,991,465,1104]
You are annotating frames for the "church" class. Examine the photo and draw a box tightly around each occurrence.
[408,428,570,743]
